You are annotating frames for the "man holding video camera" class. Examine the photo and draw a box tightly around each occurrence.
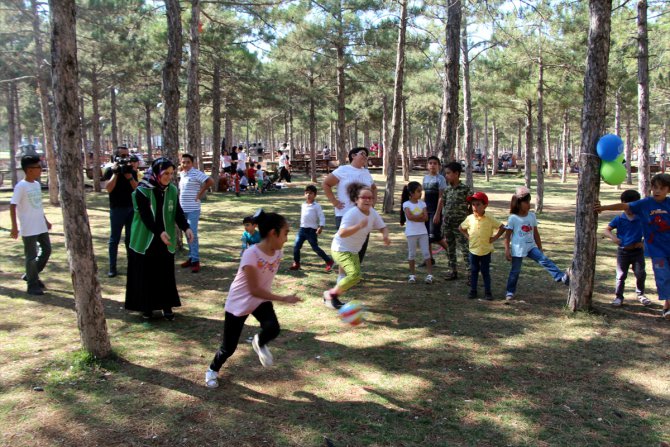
[102,145,138,277]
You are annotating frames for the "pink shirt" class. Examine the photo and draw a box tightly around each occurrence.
[224,244,282,316]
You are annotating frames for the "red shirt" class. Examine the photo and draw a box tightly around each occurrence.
[247,167,256,179]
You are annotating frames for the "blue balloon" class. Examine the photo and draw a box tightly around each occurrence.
[597,134,624,162]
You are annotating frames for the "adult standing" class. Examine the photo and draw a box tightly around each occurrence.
[221,149,232,173]
[125,158,193,320]
[237,147,248,174]
[230,146,239,173]
[322,145,331,174]
[102,145,138,278]
[179,153,214,273]
[278,146,292,183]
[323,147,377,262]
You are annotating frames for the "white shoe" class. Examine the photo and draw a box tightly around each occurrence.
[252,334,273,367]
[205,368,219,388]
[408,275,416,284]
[505,293,514,301]
[425,274,433,284]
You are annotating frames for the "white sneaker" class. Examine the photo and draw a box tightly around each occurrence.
[638,295,652,306]
[408,275,416,284]
[505,293,514,301]
[425,274,433,284]
[205,368,219,388]
[252,334,273,367]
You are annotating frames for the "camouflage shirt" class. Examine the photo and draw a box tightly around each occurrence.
[441,181,472,221]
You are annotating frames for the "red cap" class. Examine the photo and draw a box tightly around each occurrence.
[467,192,489,205]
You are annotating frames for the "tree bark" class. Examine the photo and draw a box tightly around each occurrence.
[637,0,650,196]
[187,0,202,169]
[382,95,389,175]
[535,57,545,213]
[211,64,221,189]
[382,0,407,214]
[336,6,347,165]
[662,118,668,173]
[309,74,317,183]
[614,89,621,135]
[162,0,182,161]
[561,110,569,183]
[625,114,633,184]
[110,87,118,149]
[7,84,18,186]
[483,109,490,181]
[401,98,410,181]
[525,99,533,189]
[90,71,102,192]
[546,124,552,174]
[568,0,613,312]
[144,103,153,160]
[461,22,474,189]
[438,0,461,163]
[492,120,499,176]
[49,0,111,358]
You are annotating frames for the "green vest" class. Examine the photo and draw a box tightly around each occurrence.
[129,183,178,254]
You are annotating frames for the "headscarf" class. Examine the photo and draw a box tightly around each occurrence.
[141,157,175,190]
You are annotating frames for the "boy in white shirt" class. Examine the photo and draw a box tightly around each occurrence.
[10,155,52,296]
[290,185,334,272]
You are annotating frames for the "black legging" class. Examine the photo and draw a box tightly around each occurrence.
[279,167,291,183]
[209,301,280,372]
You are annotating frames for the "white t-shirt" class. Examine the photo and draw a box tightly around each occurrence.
[256,169,264,181]
[331,164,375,217]
[237,151,247,165]
[506,213,538,257]
[278,154,288,168]
[300,201,326,229]
[10,180,48,237]
[402,200,428,237]
[224,244,282,317]
[331,206,385,253]
[221,155,231,168]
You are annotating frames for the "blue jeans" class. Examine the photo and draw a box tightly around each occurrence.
[23,232,51,290]
[108,206,134,270]
[470,252,491,294]
[293,227,332,264]
[506,247,565,295]
[184,209,201,262]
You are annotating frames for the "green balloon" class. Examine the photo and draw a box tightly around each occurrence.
[601,160,626,185]
[615,153,625,164]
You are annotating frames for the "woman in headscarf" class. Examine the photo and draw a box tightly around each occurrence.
[125,158,194,320]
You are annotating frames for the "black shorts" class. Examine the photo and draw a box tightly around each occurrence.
[426,212,443,243]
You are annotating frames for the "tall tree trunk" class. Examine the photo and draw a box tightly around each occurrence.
[144,103,153,160]
[535,57,545,213]
[662,118,668,173]
[31,0,58,204]
[49,0,111,358]
[492,120,499,176]
[382,0,407,214]
[483,109,490,181]
[637,0,650,196]
[614,89,621,135]
[561,110,569,183]
[363,121,370,149]
[309,74,317,183]
[625,114,633,184]
[525,99,533,189]
[7,84,18,186]
[568,0,613,312]
[546,124,552,174]
[438,0,461,162]
[382,95,390,175]
[401,98,410,181]
[211,64,221,189]
[224,98,232,156]
[187,0,202,169]
[90,72,101,192]
[517,118,523,159]
[461,22,474,189]
[288,104,294,160]
[110,87,118,149]
[162,0,182,161]
[336,7,347,165]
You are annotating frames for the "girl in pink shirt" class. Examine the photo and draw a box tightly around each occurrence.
[205,210,300,388]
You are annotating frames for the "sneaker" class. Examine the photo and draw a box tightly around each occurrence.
[468,291,477,299]
[561,268,572,286]
[289,262,301,271]
[611,297,624,307]
[663,309,670,320]
[425,274,433,284]
[205,368,219,388]
[484,293,494,301]
[191,262,201,273]
[637,295,652,306]
[505,293,514,301]
[252,334,273,367]
[180,258,192,268]
[325,261,334,272]
[408,275,417,284]
[107,269,117,278]
[445,271,458,281]
[323,290,344,310]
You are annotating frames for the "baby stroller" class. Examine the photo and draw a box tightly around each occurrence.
[261,170,280,193]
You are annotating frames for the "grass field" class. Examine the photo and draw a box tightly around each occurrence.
[0,171,668,447]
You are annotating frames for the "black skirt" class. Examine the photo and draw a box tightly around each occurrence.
[125,237,181,312]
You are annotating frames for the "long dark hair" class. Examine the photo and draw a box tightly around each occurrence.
[510,187,532,215]
[253,209,287,239]
[400,181,422,225]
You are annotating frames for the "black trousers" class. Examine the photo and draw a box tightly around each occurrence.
[279,167,291,183]
[615,248,646,299]
[209,301,280,372]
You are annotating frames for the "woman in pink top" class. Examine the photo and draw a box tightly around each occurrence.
[205,210,300,388]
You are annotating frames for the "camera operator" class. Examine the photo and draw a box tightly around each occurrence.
[102,145,138,277]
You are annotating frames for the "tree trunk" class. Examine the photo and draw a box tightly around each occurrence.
[535,57,545,213]
[382,0,407,214]
[7,84,18,186]
[382,95,390,175]
[625,114,633,184]
[561,110,569,183]
[224,99,232,155]
[662,118,668,173]
[110,87,118,149]
[49,0,111,358]
[461,22,474,189]
[144,103,153,160]
[492,120,499,176]
[363,121,370,149]
[336,8,347,165]
[546,124,552,174]
[309,74,317,183]
[187,0,202,169]
[401,98,410,181]
[211,64,221,189]
[637,0,650,196]
[162,0,182,161]
[614,89,621,135]
[288,105,294,160]
[90,72,102,192]
[517,118,523,160]
[438,0,461,162]
[568,0,613,312]
[483,109,490,181]
[525,99,533,189]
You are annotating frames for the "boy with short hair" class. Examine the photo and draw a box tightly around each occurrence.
[240,216,261,255]
[442,161,473,281]
[289,185,335,272]
[597,173,670,319]
[423,156,449,266]
[10,155,52,296]
[603,189,649,307]
[459,192,505,300]
[255,164,265,193]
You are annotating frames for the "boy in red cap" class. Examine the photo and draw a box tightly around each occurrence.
[459,192,505,300]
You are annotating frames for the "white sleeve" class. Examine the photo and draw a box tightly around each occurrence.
[371,209,386,230]
[10,183,23,205]
[316,203,326,227]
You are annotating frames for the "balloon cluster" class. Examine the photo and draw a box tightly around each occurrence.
[597,134,626,185]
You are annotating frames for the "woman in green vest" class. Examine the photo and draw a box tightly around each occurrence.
[125,158,193,320]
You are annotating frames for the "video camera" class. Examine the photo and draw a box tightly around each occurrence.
[113,155,135,175]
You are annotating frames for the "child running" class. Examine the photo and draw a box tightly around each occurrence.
[400,181,433,284]
[603,189,649,307]
[459,192,505,300]
[289,185,335,272]
[240,215,261,255]
[206,210,300,388]
[442,161,473,282]
[596,173,670,319]
[504,186,570,300]
[323,183,390,309]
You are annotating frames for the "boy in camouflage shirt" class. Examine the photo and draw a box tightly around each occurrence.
[441,161,472,281]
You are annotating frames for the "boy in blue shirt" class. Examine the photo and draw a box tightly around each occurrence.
[597,173,670,319]
[603,190,648,307]
[240,215,261,255]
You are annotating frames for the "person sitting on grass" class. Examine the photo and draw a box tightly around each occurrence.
[596,173,670,320]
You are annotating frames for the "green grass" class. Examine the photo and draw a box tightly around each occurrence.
[0,171,668,446]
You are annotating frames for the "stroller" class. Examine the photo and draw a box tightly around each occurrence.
[261,169,281,193]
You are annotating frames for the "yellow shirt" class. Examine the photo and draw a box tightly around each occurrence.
[460,213,502,256]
